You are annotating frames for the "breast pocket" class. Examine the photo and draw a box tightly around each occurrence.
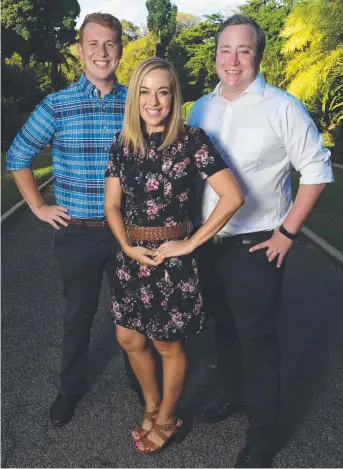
[231,128,264,171]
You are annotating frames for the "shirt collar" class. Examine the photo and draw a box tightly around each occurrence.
[78,73,120,97]
[212,73,266,99]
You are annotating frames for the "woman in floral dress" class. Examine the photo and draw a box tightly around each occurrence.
[104,57,243,453]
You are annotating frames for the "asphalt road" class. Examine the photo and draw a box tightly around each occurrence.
[2,185,343,468]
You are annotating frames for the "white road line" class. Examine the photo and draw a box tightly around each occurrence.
[1,176,54,223]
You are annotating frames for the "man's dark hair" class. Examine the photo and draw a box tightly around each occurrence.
[215,14,266,65]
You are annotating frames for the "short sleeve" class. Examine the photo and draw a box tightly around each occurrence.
[189,127,228,180]
[105,132,122,178]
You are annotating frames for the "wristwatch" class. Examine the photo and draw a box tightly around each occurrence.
[279,224,298,240]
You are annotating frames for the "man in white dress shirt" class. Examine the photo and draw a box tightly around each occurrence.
[189,14,333,468]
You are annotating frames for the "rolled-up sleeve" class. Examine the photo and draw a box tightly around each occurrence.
[6,96,56,171]
[279,99,334,185]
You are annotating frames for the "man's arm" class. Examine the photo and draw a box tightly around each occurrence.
[12,169,70,229]
[250,98,334,267]
[6,97,71,229]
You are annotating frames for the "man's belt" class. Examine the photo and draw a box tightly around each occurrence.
[212,230,272,246]
[68,218,109,228]
[126,221,193,241]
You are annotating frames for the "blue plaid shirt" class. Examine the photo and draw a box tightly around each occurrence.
[6,74,127,218]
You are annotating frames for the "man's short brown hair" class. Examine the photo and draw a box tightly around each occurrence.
[79,13,123,47]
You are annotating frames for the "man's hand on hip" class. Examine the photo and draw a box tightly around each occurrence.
[32,204,71,230]
[249,229,293,268]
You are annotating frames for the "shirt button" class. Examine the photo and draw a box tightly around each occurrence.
[103,126,107,130]
[104,147,108,151]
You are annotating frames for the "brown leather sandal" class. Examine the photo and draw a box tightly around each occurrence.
[135,417,186,454]
[131,407,159,442]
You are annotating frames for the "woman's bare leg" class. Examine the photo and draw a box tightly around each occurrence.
[116,325,160,429]
[137,338,187,447]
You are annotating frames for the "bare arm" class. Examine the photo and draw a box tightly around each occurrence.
[12,168,70,229]
[104,177,161,266]
[156,168,244,260]
[283,183,326,233]
[250,183,327,267]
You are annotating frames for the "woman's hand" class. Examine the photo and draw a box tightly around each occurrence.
[154,238,195,262]
[124,246,163,266]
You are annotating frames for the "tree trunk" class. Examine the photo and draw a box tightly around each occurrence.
[155,43,165,59]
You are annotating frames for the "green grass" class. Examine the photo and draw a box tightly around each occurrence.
[292,167,343,252]
[1,147,53,215]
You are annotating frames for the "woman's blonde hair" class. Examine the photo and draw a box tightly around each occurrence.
[121,57,185,153]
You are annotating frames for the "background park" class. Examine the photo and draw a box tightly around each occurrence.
[1,1,343,468]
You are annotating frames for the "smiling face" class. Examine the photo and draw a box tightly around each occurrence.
[139,68,173,134]
[216,24,258,101]
[78,21,122,92]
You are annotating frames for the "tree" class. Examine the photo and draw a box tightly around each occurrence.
[116,33,158,86]
[1,0,81,143]
[1,0,80,87]
[281,0,343,143]
[121,19,141,47]
[238,0,299,86]
[146,0,177,58]
[176,12,200,34]
[169,14,224,100]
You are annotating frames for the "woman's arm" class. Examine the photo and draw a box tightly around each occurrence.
[155,168,244,260]
[104,177,161,266]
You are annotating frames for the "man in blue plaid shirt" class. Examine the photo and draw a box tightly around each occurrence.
[6,13,138,426]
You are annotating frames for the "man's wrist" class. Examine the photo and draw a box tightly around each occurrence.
[31,203,47,213]
[279,224,298,240]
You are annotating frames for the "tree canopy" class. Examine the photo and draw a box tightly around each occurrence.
[121,20,141,47]
[116,33,158,86]
[281,0,343,143]
[238,0,299,85]
[146,0,177,57]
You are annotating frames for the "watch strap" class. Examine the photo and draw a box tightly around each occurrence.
[279,224,298,240]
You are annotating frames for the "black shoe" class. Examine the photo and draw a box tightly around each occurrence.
[234,445,274,468]
[201,395,241,423]
[49,393,82,427]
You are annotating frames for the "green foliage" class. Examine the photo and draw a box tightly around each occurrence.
[1,0,81,144]
[121,20,141,47]
[281,0,343,143]
[169,14,223,99]
[146,0,177,57]
[116,33,158,86]
[238,0,298,86]
[181,102,195,123]
[59,43,83,87]
[1,0,80,68]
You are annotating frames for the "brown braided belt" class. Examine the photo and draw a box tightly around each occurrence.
[68,218,109,227]
[126,221,193,241]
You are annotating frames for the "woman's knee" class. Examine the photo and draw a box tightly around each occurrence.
[152,339,184,359]
[116,325,147,353]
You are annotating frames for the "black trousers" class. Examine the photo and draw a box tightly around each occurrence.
[197,236,285,451]
[54,224,135,394]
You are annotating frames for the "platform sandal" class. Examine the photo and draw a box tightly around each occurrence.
[135,417,187,454]
[131,407,159,442]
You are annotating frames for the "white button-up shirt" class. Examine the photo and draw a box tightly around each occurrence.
[188,74,334,236]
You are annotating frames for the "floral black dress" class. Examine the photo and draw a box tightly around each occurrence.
[105,125,227,340]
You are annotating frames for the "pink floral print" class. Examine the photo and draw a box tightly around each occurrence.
[105,126,227,340]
